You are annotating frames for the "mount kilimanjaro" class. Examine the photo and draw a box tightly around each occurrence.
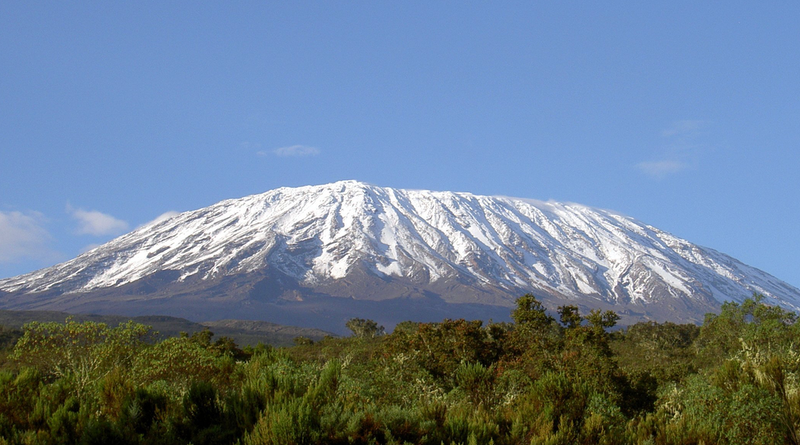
[1,180,798,333]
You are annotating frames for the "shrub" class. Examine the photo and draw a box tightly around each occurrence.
[11,319,152,399]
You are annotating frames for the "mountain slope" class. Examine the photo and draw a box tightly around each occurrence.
[1,180,798,332]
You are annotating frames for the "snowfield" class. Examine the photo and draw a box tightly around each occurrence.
[2,180,799,314]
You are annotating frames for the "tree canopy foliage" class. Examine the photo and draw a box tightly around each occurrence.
[0,293,798,444]
[346,318,386,339]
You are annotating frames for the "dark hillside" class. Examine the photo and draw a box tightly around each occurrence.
[0,309,333,346]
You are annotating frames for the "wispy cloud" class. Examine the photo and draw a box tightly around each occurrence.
[636,160,688,179]
[263,145,321,157]
[79,243,102,254]
[67,205,129,236]
[637,120,710,179]
[137,211,180,229]
[150,211,179,225]
[0,211,56,264]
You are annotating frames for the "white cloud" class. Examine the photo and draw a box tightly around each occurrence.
[137,211,180,229]
[80,243,102,254]
[636,160,688,179]
[637,120,711,179]
[269,145,320,157]
[150,211,179,224]
[0,211,56,263]
[68,206,129,236]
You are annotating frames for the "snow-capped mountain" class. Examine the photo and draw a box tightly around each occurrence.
[2,180,798,331]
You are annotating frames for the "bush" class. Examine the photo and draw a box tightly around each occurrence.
[11,319,152,399]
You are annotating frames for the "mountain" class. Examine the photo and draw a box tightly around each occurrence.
[1,180,798,333]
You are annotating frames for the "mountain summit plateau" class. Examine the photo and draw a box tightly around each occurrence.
[2,181,798,333]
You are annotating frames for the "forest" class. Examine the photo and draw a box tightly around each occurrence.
[0,294,798,445]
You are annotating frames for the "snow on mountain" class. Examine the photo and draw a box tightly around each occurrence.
[2,180,799,323]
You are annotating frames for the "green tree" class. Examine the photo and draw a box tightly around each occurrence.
[11,319,152,398]
[558,305,582,329]
[612,321,700,386]
[131,335,232,391]
[697,293,798,367]
[511,294,554,329]
[345,318,385,339]
[386,319,493,385]
[585,309,619,334]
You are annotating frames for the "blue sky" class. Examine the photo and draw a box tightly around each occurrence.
[2,3,799,289]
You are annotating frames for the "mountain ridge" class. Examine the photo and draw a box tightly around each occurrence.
[1,180,798,333]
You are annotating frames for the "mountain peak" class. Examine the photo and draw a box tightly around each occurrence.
[2,181,798,331]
